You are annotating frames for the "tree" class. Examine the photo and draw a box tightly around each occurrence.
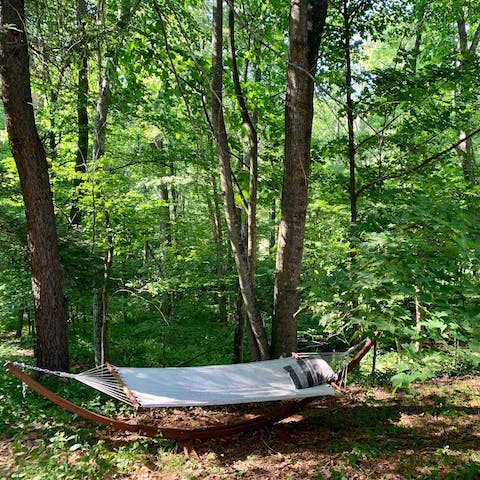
[0,0,69,370]
[228,0,262,361]
[455,8,479,184]
[69,0,90,226]
[272,0,328,357]
[91,0,135,366]
[211,0,270,360]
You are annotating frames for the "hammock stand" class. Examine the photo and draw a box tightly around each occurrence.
[5,335,376,441]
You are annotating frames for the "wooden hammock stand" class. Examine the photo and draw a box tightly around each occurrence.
[5,335,376,441]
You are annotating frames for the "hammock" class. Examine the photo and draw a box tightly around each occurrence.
[5,335,377,440]
[13,357,339,407]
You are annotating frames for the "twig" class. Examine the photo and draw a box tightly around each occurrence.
[356,128,480,196]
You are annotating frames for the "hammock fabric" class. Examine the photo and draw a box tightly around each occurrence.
[96,357,337,407]
[5,335,377,440]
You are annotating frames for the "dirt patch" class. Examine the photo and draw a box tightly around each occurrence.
[110,376,480,479]
[124,400,306,430]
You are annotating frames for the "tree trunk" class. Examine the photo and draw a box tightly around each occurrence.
[93,288,107,365]
[92,78,112,164]
[228,0,258,279]
[343,0,359,312]
[414,285,422,353]
[456,131,477,183]
[15,308,24,339]
[205,170,228,323]
[344,1,356,227]
[91,0,134,364]
[150,141,172,246]
[91,0,114,365]
[269,197,276,251]
[211,0,270,360]
[233,284,245,363]
[272,0,328,357]
[70,0,89,226]
[228,5,262,362]
[0,0,69,371]
[456,15,478,184]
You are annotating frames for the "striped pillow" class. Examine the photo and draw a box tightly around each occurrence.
[284,358,338,389]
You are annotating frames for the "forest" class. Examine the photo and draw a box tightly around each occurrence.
[0,0,479,478]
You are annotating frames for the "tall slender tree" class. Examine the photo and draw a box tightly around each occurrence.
[272,0,328,357]
[456,10,479,184]
[228,0,261,361]
[0,0,69,370]
[211,0,270,360]
[69,0,90,226]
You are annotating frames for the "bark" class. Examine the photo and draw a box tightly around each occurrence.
[455,131,477,183]
[27,309,34,335]
[142,240,154,264]
[157,180,171,245]
[70,0,89,225]
[269,197,276,251]
[91,0,114,365]
[92,76,112,163]
[233,283,245,363]
[344,0,356,226]
[91,1,133,365]
[228,1,258,278]
[76,0,89,167]
[456,15,478,184]
[211,0,270,360]
[15,308,24,339]
[169,158,179,240]
[205,171,228,324]
[229,2,262,362]
[272,0,328,358]
[93,288,107,365]
[0,0,69,371]
[414,286,422,353]
[150,139,172,245]
[342,1,359,312]
[408,1,425,75]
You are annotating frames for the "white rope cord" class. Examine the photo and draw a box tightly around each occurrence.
[71,364,135,406]
[13,362,134,406]
[75,376,134,405]
[339,364,349,388]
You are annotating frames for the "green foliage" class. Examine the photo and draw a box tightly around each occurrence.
[2,1,480,476]
[1,0,480,382]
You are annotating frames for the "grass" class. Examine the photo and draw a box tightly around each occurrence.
[1,312,479,479]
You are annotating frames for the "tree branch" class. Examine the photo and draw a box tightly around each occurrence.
[356,128,480,197]
[469,21,480,54]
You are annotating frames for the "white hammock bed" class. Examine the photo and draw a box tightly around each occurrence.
[11,356,339,407]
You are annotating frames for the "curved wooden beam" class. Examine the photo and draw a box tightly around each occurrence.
[337,332,379,382]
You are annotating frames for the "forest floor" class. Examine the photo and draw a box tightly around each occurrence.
[1,336,479,479]
[104,376,480,479]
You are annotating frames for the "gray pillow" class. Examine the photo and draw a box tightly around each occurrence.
[284,358,338,389]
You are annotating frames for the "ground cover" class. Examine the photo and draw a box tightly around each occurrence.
[1,333,479,479]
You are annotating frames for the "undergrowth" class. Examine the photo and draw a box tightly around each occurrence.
[1,311,479,479]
